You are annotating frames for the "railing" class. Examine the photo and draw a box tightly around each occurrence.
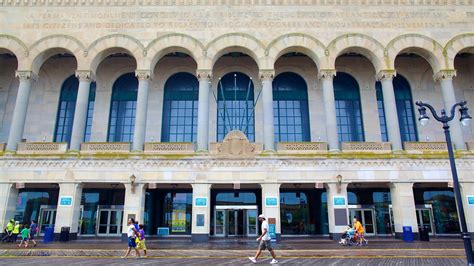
[341,142,392,153]
[144,142,195,155]
[80,142,131,154]
[276,142,328,154]
[16,142,68,154]
[403,142,448,153]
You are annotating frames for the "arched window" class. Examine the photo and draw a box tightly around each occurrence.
[376,75,418,142]
[273,72,310,142]
[217,72,255,141]
[54,76,78,144]
[54,76,97,144]
[161,72,199,142]
[375,83,388,142]
[108,73,138,142]
[334,72,364,142]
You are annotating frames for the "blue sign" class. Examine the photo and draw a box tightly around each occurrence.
[468,196,474,206]
[157,227,169,236]
[333,196,346,207]
[265,197,278,207]
[195,197,207,207]
[59,196,73,206]
[268,223,276,240]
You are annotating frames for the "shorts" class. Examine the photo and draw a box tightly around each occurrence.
[258,240,273,251]
[137,239,147,250]
[127,237,137,248]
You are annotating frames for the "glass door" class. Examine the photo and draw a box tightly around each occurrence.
[246,209,258,236]
[97,209,123,236]
[416,206,435,235]
[214,209,225,236]
[228,210,237,236]
[349,208,376,236]
[38,206,57,235]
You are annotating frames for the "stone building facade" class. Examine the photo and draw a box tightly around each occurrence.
[0,1,474,241]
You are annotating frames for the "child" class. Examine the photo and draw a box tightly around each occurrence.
[136,224,147,257]
[18,224,30,248]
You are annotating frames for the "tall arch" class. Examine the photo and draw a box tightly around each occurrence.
[445,34,474,69]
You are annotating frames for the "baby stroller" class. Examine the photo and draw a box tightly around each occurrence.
[339,226,357,246]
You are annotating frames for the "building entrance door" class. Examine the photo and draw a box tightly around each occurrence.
[38,205,57,235]
[348,206,376,236]
[96,206,123,236]
[416,204,435,236]
[214,206,258,237]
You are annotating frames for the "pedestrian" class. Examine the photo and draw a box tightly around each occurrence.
[12,221,20,243]
[353,217,368,246]
[29,220,38,247]
[248,214,278,264]
[18,224,29,248]
[136,224,147,258]
[1,219,14,242]
[122,218,141,259]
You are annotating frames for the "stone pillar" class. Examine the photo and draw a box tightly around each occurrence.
[325,183,348,240]
[6,71,36,151]
[460,182,474,233]
[70,71,93,151]
[0,183,18,230]
[376,70,403,151]
[434,70,466,150]
[196,70,212,151]
[191,183,211,242]
[260,70,275,151]
[132,70,151,151]
[261,183,281,240]
[54,183,82,240]
[319,70,339,151]
[390,182,418,239]
[122,183,146,238]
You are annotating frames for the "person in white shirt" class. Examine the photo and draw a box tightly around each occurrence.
[249,214,278,264]
[122,217,141,259]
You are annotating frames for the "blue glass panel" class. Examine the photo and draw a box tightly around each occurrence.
[108,73,138,142]
[54,75,79,144]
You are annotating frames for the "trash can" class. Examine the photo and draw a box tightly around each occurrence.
[59,227,70,242]
[402,226,414,242]
[43,227,54,243]
[419,226,430,241]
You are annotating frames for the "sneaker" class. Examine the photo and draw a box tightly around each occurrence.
[365,239,368,245]
[270,259,279,264]
[248,257,257,263]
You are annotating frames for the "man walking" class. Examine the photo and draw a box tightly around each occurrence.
[122,218,141,259]
[2,219,14,242]
[248,214,278,264]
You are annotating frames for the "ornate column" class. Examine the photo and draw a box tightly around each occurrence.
[54,183,82,240]
[6,71,36,151]
[260,70,275,151]
[261,183,281,240]
[191,183,211,242]
[122,183,146,238]
[319,70,339,151]
[434,70,466,150]
[325,182,348,239]
[376,70,403,150]
[70,71,93,151]
[132,70,151,151]
[196,70,212,151]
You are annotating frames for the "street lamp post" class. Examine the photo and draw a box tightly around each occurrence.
[415,100,473,265]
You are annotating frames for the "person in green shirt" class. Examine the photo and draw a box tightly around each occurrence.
[18,224,30,248]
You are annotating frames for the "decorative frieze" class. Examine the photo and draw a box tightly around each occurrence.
[16,142,68,154]
[80,142,131,154]
[433,69,457,82]
[404,141,448,153]
[342,142,392,153]
[376,70,396,82]
[277,142,328,154]
[318,69,337,80]
[75,70,94,82]
[259,70,275,81]
[209,130,262,157]
[144,142,195,155]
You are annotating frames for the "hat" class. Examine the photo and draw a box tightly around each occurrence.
[258,214,265,219]
[15,221,19,224]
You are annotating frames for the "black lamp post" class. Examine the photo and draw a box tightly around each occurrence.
[415,100,473,265]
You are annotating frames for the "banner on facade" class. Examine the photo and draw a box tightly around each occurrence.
[171,208,186,233]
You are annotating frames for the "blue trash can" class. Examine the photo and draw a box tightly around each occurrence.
[43,227,54,243]
[402,226,413,242]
